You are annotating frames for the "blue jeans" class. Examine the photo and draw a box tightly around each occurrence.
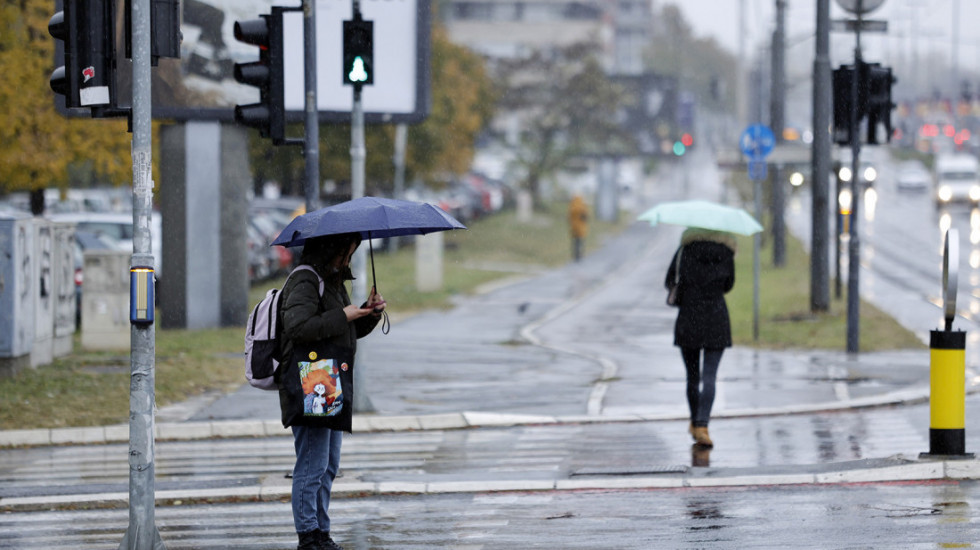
[681,347,724,427]
[291,426,343,534]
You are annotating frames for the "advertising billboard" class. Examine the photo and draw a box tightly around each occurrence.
[61,0,430,123]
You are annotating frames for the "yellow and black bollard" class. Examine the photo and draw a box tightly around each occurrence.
[922,229,973,459]
[921,329,973,458]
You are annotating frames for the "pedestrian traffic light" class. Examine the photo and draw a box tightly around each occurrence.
[232,8,286,144]
[343,15,373,89]
[49,0,115,111]
[865,63,896,144]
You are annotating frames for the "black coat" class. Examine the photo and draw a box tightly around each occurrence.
[664,240,735,349]
[277,267,379,365]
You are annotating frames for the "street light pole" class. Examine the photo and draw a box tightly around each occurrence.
[304,0,321,214]
[846,12,864,354]
[811,0,832,312]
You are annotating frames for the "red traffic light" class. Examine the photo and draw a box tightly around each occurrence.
[681,133,694,147]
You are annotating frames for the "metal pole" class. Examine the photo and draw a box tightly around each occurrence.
[770,0,786,267]
[120,0,164,546]
[834,171,842,299]
[351,89,366,301]
[753,175,762,342]
[737,0,747,128]
[349,1,374,413]
[811,0,831,311]
[846,9,863,354]
[390,123,407,252]
[304,0,320,213]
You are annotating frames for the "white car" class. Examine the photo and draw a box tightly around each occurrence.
[47,212,163,275]
[895,160,931,193]
[934,153,980,205]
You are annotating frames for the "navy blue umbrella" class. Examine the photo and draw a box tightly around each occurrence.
[271,196,467,289]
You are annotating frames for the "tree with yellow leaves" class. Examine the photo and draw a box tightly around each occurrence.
[0,0,132,214]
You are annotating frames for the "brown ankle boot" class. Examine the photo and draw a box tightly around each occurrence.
[688,423,696,441]
[693,426,713,448]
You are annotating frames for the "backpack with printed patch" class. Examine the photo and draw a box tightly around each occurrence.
[245,265,324,390]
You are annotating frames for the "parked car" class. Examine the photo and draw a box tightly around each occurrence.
[895,160,931,193]
[248,208,294,280]
[47,213,164,310]
[46,212,162,273]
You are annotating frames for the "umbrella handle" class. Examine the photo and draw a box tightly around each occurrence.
[368,232,377,294]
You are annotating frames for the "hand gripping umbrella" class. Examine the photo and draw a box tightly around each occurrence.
[271,196,467,290]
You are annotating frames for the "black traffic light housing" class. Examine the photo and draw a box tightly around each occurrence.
[233,7,287,144]
[124,0,181,65]
[865,63,896,144]
[832,64,865,146]
[343,14,373,89]
[49,0,116,111]
[833,61,897,146]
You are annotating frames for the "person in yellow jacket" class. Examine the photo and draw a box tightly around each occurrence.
[568,194,589,261]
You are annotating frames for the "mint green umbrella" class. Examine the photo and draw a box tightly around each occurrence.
[637,200,763,236]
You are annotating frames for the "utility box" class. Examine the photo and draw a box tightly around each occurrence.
[51,222,76,358]
[31,219,54,367]
[81,250,130,350]
[0,212,35,375]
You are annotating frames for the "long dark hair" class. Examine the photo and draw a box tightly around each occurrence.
[299,233,362,282]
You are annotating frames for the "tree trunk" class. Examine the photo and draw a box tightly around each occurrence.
[29,188,45,216]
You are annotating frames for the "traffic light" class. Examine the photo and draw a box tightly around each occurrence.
[49,0,115,110]
[865,63,896,144]
[124,0,181,65]
[832,64,864,145]
[233,8,286,144]
[343,15,373,89]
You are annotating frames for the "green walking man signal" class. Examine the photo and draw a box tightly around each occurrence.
[343,14,373,89]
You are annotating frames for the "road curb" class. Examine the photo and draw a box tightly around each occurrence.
[3,455,978,512]
[0,382,938,448]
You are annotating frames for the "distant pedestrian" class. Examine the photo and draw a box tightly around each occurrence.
[664,227,736,448]
[278,233,385,550]
[568,194,589,261]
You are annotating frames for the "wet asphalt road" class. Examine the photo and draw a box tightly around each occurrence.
[4,479,980,549]
[4,148,980,548]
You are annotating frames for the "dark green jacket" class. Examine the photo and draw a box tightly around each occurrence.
[277,266,379,367]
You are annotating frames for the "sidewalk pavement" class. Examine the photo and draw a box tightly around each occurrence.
[3,169,980,510]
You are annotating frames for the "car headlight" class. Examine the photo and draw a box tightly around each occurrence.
[939,186,953,201]
[838,167,852,182]
[970,186,980,201]
[864,166,877,182]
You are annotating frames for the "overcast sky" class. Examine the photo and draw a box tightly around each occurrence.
[664,0,980,76]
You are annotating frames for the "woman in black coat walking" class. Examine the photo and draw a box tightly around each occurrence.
[664,228,736,448]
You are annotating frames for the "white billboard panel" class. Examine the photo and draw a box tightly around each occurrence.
[108,0,430,123]
[282,0,422,119]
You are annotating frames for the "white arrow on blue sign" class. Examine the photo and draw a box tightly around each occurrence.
[740,124,776,160]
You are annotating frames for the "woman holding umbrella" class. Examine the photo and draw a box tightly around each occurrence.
[278,233,385,550]
[664,227,736,448]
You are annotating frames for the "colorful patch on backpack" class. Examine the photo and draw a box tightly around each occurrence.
[299,359,343,416]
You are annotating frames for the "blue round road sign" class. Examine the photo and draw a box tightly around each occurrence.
[740,124,775,159]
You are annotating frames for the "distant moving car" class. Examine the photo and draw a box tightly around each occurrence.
[895,160,931,193]
[837,160,878,186]
[934,153,980,206]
